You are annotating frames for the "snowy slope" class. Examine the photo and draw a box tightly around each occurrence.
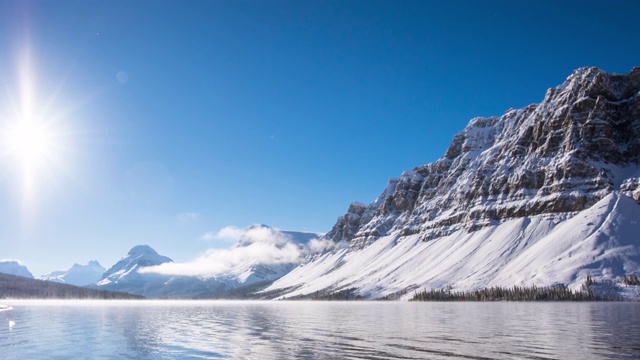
[0,260,33,278]
[270,193,640,299]
[266,67,640,299]
[41,261,106,286]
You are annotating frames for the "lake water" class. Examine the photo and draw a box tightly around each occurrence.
[0,300,639,359]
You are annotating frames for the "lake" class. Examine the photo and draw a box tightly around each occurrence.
[1,300,639,359]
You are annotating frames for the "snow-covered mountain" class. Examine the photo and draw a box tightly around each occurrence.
[41,261,106,286]
[94,226,323,298]
[219,225,324,285]
[265,66,640,300]
[0,260,33,278]
[93,245,173,296]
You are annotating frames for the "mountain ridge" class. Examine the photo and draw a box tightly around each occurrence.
[0,260,34,279]
[323,66,640,247]
[41,261,106,286]
[265,66,640,299]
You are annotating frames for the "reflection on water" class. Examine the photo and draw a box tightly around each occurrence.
[1,300,639,359]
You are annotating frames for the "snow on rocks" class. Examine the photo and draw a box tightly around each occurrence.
[267,67,640,300]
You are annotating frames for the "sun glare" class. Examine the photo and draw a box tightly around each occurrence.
[0,47,73,212]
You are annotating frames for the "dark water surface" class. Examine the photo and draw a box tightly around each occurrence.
[0,300,638,359]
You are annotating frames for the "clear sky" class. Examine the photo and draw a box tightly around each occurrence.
[0,0,639,277]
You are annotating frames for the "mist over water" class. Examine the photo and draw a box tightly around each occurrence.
[1,300,639,359]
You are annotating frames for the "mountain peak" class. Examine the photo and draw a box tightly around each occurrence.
[246,224,272,230]
[0,259,34,279]
[95,245,173,293]
[570,65,604,78]
[553,66,640,106]
[127,245,159,257]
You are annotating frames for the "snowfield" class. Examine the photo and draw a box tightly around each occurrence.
[268,193,640,300]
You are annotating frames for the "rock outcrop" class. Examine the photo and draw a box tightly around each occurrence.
[326,66,640,247]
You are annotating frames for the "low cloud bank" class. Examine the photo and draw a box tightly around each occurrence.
[139,225,344,277]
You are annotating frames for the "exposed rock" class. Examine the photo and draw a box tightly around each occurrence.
[324,67,640,247]
[621,177,640,202]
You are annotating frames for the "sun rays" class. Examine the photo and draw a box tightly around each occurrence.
[0,46,75,213]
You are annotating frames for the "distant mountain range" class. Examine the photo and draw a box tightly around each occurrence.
[41,261,106,286]
[1,225,323,299]
[90,226,323,298]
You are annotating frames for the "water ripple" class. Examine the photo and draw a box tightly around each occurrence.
[0,301,639,359]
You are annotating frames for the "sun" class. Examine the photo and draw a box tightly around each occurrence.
[4,118,54,165]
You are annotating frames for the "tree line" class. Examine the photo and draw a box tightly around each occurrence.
[0,273,144,299]
[411,283,618,302]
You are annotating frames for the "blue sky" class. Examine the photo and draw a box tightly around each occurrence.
[0,0,639,276]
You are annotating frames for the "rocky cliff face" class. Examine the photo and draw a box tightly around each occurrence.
[326,67,640,248]
[265,67,640,300]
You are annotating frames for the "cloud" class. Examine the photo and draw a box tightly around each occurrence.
[140,225,333,278]
[140,241,302,277]
[308,238,342,253]
[201,225,291,245]
[235,226,292,246]
[177,212,200,223]
[211,226,245,241]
